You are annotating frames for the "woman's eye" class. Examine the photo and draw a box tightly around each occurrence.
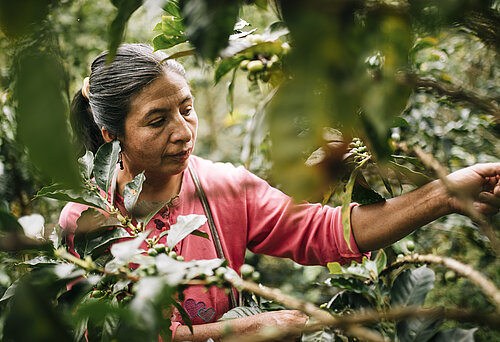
[149,118,165,127]
[182,107,193,116]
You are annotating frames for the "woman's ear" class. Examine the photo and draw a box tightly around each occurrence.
[101,127,115,143]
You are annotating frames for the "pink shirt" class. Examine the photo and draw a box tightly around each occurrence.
[59,155,369,336]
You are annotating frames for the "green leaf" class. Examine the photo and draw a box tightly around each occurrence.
[36,184,108,211]
[180,0,241,60]
[161,15,185,36]
[15,50,80,188]
[76,208,122,234]
[0,279,18,302]
[131,200,168,227]
[428,328,476,342]
[78,151,94,180]
[163,0,181,17]
[110,231,149,262]
[302,328,336,342]
[341,168,359,252]
[325,277,377,300]
[152,34,188,51]
[0,206,24,233]
[167,214,207,250]
[396,316,443,342]
[123,172,146,213]
[215,56,244,84]
[189,230,209,240]
[74,226,131,258]
[352,177,385,206]
[23,256,61,266]
[254,0,268,10]
[219,306,263,321]
[374,249,387,275]
[327,260,370,281]
[387,161,432,187]
[391,266,435,307]
[327,291,371,311]
[226,68,238,114]
[172,301,193,333]
[107,0,143,63]
[94,140,121,194]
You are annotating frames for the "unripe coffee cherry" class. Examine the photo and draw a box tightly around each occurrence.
[168,251,177,259]
[240,264,255,277]
[247,60,265,72]
[147,248,158,257]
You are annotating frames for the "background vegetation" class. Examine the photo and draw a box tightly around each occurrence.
[1,0,500,341]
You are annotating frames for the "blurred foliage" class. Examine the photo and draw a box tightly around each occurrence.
[0,0,500,341]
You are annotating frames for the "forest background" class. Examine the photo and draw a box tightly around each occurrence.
[1,0,500,341]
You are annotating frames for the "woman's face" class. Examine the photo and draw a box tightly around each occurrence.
[119,71,197,179]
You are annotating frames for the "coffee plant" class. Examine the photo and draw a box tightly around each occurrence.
[1,0,500,341]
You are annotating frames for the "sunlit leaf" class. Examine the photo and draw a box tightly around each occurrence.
[341,169,359,253]
[78,150,94,180]
[215,56,244,84]
[161,15,184,36]
[167,214,207,250]
[110,230,149,263]
[153,34,188,51]
[219,306,263,321]
[94,140,120,194]
[36,184,108,211]
[0,279,18,302]
[123,172,146,213]
[374,249,387,275]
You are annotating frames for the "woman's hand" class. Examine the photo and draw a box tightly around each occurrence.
[173,310,308,342]
[446,163,500,216]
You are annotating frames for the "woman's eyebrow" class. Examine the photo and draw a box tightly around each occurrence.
[144,95,194,118]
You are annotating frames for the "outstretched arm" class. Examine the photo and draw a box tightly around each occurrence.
[173,310,307,342]
[351,163,500,253]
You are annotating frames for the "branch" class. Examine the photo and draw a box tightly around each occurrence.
[398,73,500,121]
[380,253,500,311]
[409,145,500,256]
[224,274,386,342]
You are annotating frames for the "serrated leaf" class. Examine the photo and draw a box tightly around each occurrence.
[167,214,207,250]
[36,184,108,210]
[75,226,131,258]
[107,0,143,62]
[123,172,146,213]
[219,306,263,321]
[94,140,121,194]
[391,266,435,307]
[78,150,94,180]
[396,316,443,342]
[428,328,476,342]
[76,208,122,234]
[153,34,188,51]
[215,56,244,84]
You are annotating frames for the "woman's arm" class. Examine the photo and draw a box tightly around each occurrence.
[351,163,500,252]
[173,310,307,342]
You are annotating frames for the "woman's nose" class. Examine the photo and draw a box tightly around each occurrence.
[170,114,192,143]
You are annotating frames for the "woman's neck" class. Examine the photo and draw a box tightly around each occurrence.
[116,169,183,203]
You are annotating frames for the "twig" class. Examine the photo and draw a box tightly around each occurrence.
[224,274,386,342]
[410,145,500,255]
[380,253,500,311]
[398,73,500,120]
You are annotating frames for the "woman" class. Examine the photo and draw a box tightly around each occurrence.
[60,44,500,341]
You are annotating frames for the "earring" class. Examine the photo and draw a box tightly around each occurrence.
[119,152,124,170]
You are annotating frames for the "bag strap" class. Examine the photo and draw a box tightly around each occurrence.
[188,163,238,309]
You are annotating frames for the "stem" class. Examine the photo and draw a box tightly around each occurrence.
[380,253,500,312]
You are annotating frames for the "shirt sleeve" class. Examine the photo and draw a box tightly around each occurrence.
[240,167,370,265]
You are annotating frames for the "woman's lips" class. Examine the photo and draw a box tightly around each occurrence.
[167,149,191,162]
